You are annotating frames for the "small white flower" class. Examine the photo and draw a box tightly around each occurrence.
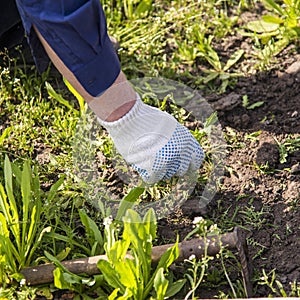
[189,254,196,260]
[192,216,204,225]
[209,224,218,231]
[103,216,113,227]
[20,278,26,286]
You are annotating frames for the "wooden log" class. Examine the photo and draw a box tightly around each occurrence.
[21,227,251,294]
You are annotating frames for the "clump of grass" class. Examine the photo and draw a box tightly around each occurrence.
[0,58,78,157]
[104,0,243,92]
[1,0,299,298]
[241,0,300,69]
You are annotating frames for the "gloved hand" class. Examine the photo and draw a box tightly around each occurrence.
[98,95,204,183]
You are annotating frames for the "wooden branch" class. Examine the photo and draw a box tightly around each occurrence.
[21,227,252,296]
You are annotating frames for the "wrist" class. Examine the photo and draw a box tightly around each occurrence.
[89,71,137,121]
[104,100,136,122]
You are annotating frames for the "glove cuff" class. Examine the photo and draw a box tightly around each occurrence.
[97,94,178,168]
[97,94,145,130]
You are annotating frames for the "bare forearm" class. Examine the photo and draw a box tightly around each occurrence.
[34,26,136,121]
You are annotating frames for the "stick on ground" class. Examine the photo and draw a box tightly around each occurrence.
[21,227,252,296]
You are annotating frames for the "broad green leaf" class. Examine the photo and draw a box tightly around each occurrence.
[79,209,103,248]
[45,250,86,293]
[143,209,157,272]
[262,0,284,14]
[63,77,86,115]
[25,206,37,257]
[123,220,148,268]
[46,82,74,111]
[91,242,99,256]
[97,259,125,292]
[123,209,152,285]
[46,175,65,203]
[224,49,244,71]
[262,14,284,24]
[198,36,222,71]
[145,241,179,296]
[56,247,71,261]
[135,0,152,18]
[206,50,222,71]
[142,208,157,240]
[116,187,144,221]
[246,101,265,110]
[114,259,139,292]
[108,289,120,300]
[11,162,22,186]
[0,127,11,145]
[4,156,17,219]
[156,241,179,270]
[53,267,72,290]
[63,272,87,285]
[153,268,168,300]
[165,279,187,299]
[4,156,13,195]
[202,71,219,84]
[46,232,90,254]
[107,239,130,262]
[206,37,222,70]
[0,213,9,237]
[247,20,280,33]
[21,160,31,247]
[123,209,143,229]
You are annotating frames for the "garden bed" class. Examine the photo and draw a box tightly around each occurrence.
[1,0,300,299]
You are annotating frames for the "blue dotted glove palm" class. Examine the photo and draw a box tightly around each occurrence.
[98,96,204,183]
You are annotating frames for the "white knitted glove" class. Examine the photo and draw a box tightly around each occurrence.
[98,96,205,183]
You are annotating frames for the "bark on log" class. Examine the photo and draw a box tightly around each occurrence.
[21,227,251,295]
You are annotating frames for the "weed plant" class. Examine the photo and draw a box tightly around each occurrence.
[243,0,300,69]
[0,156,63,287]
[103,0,244,92]
[1,0,299,298]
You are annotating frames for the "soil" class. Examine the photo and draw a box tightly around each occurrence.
[2,5,299,299]
[29,33,300,300]
[208,58,300,296]
[32,56,300,298]
[157,34,300,300]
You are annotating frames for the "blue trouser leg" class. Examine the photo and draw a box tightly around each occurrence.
[15,0,121,96]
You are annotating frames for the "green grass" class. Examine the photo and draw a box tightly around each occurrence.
[1,0,300,298]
